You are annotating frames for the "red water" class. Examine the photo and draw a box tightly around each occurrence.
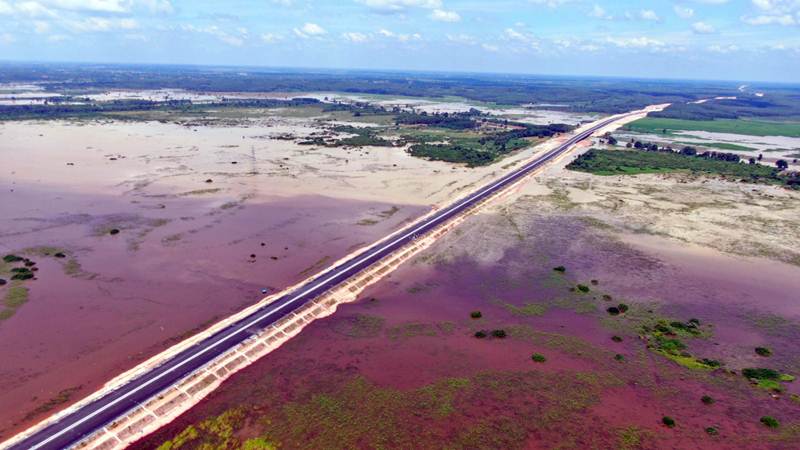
[132,214,800,449]
[0,182,426,438]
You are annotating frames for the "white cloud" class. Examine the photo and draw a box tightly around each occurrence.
[62,16,138,31]
[743,13,796,25]
[33,19,50,32]
[589,4,612,20]
[692,21,716,33]
[743,0,800,25]
[606,36,665,49]
[36,0,172,13]
[342,31,368,42]
[261,32,283,43]
[529,0,576,7]
[446,33,474,44]
[0,0,13,14]
[14,1,57,17]
[378,28,421,41]
[708,44,740,53]
[293,22,326,38]
[357,0,441,13]
[481,43,499,52]
[430,8,459,22]
[639,9,660,21]
[674,5,694,19]
[181,24,246,46]
[0,32,14,43]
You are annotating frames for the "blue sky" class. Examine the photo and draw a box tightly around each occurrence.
[0,0,799,82]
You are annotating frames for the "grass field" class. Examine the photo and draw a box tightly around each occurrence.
[676,141,756,152]
[567,149,789,187]
[626,118,800,138]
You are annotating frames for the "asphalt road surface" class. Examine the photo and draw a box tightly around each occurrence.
[7,114,630,450]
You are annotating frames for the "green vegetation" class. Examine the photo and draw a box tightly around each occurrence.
[576,284,590,293]
[611,335,623,342]
[567,149,795,188]
[626,117,800,138]
[553,266,566,273]
[614,354,625,362]
[636,317,721,370]
[491,329,507,339]
[386,322,453,340]
[662,416,676,428]
[676,141,756,152]
[404,120,571,167]
[10,268,35,281]
[470,311,482,319]
[531,353,547,363]
[755,347,773,357]
[705,427,719,435]
[742,368,795,392]
[761,416,780,428]
[300,125,393,147]
[3,254,24,263]
[1,284,29,320]
[500,302,548,317]
[474,330,487,339]
[331,314,385,338]
[701,395,715,405]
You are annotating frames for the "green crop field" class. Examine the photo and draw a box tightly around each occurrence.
[626,118,800,138]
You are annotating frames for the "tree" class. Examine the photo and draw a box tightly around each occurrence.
[776,159,789,170]
[758,153,763,161]
[749,157,756,165]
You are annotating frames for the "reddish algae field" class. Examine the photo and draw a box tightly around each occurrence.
[132,211,800,450]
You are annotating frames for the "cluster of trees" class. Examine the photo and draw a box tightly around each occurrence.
[480,123,572,150]
[0,97,323,120]
[395,109,483,130]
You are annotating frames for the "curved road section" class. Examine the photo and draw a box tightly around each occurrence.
[7,113,630,450]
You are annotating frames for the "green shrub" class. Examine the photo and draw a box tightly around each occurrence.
[742,368,780,380]
[607,306,620,316]
[576,284,590,293]
[755,347,772,357]
[705,427,718,435]
[611,335,623,342]
[701,395,715,405]
[614,354,625,361]
[491,329,507,339]
[474,330,487,339]
[531,353,546,363]
[470,311,482,319]
[617,303,629,313]
[553,266,566,273]
[662,416,676,428]
[760,416,779,428]
[2,255,23,263]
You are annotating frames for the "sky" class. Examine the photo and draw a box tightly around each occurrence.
[0,0,799,82]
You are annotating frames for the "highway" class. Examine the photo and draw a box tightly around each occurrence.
[6,113,630,450]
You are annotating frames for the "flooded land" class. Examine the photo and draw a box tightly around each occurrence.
[1,80,799,449]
